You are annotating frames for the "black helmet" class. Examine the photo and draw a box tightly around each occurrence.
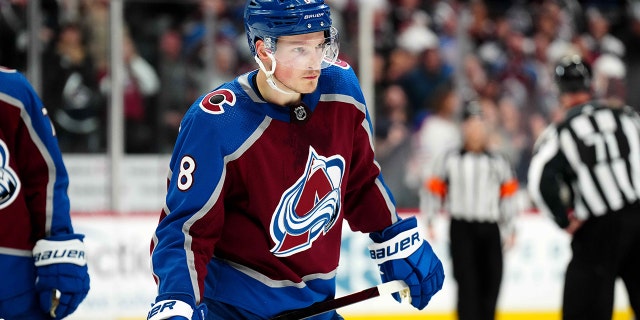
[554,55,591,93]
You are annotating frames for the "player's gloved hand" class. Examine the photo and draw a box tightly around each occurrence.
[32,233,90,319]
[369,216,444,310]
[147,293,207,320]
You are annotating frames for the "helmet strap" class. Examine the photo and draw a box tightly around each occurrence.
[254,53,297,95]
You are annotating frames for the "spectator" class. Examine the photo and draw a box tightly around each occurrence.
[42,21,105,153]
[405,81,461,202]
[396,23,454,126]
[0,0,59,71]
[375,84,414,207]
[99,31,160,153]
[156,28,192,153]
[577,6,625,64]
[81,0,110,75]
[122,32,160,153]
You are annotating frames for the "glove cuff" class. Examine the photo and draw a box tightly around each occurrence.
[147,299,193,320]
[33,237,87,267]
[369,216,418,243]
[368,225,423,264]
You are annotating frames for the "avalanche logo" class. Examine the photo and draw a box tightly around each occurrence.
[331,58,350,70]
[270,147,345,257]
[0,140,20,210]
[199,89,236,115]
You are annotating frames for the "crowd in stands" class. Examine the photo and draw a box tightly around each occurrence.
[1,0,637,207]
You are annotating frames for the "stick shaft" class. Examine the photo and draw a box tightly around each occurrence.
[270,280,408,320]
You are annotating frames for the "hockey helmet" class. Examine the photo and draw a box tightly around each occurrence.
[554,55,592,93]
[244,0,339,69]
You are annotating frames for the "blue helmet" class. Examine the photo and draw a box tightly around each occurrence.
[244,0,333,56]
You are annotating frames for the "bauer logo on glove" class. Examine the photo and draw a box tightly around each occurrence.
[33,239,86,267]
[368,229,421,263]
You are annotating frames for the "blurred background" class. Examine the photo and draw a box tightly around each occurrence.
[1,0,637,319]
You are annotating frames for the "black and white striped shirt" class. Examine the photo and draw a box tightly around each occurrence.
[528,102,640,227]
[421,149,520,234]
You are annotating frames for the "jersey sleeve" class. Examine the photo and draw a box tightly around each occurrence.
[149,83,260,304]
[496,154,519,236]
[338,70,400,233]
[1,70,73,239]
[150,105,228,304]
[527,127,573,228]
[419,151,449,227]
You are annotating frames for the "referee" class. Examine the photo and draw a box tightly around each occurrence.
[421,102,519,320]
[527,55,640,320]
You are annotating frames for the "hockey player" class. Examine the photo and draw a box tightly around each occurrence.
[0,67,90,319]
[146,1,444,319]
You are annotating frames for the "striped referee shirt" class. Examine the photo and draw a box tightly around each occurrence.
[420,148,520,234]
[527,102,640,228]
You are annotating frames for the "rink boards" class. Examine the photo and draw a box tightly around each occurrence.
[64,213,632,320]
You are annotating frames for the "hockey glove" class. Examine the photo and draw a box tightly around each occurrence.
[32,233,90,319]
[147,293,207,320]
[369,216,444,310]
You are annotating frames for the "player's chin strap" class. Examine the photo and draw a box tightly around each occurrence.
[254,53,297,95]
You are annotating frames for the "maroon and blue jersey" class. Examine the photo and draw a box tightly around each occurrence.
[150,62,400,317]
[0,67,74,300]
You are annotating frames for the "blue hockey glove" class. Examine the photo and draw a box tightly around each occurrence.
[147,293,207,320]
[32,233,90,319]
[369,216,444,310]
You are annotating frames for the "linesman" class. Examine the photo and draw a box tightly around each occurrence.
[528,55,640,320]
[421,102,520,320]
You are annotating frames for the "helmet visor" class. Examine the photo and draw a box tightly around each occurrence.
[267,27,339,70]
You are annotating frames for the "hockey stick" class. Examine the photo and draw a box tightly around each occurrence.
[270,280,410,320]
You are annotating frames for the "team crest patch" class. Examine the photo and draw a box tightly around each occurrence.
[270,147,345,257]
[199,89,236,115]
[331,58,350,69]
[0,140,21,210]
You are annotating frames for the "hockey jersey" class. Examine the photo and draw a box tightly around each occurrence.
[150,62,400,317]
[0,67,74,300]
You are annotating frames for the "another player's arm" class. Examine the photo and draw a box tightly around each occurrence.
[12,72,73,236]
[7,71,89,319]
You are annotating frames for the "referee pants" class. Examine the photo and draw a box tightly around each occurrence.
[563,206,640,320]
[450,218,503,320]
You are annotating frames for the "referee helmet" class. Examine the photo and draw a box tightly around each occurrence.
[554,55,592,94]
